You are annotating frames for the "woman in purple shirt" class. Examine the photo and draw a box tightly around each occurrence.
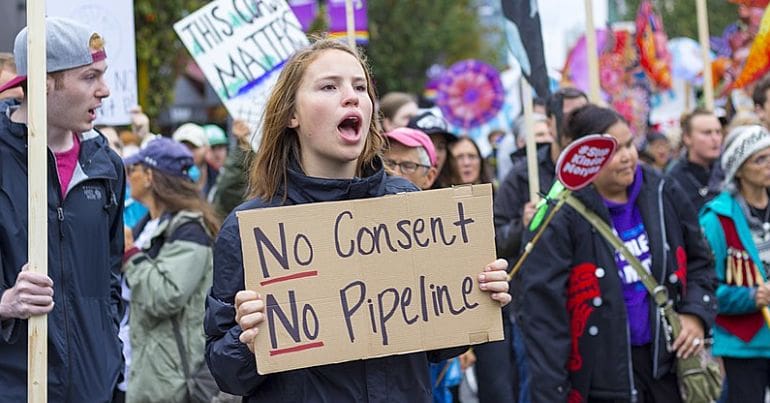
[516,104,716,403]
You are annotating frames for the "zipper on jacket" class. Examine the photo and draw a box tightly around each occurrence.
[57,207,64,237]
[625,321,638,403]
[50,150,73,397]
[653,180,668,378]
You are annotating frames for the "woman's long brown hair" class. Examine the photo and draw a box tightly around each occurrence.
[149,170,221,236]
[248,38,383,201]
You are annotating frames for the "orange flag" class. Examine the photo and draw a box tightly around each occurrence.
[734,5,770,88]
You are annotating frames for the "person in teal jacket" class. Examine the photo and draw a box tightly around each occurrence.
[700,124,770,402]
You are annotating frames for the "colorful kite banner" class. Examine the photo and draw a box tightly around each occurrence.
[635,0,672,90]
[435,60,506,130]
[734,5,770,89]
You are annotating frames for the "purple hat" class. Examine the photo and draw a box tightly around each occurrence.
[0,17,107,93]
[385,127,437,167]
[124,137,194,179]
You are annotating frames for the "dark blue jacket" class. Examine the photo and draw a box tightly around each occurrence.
[205,160,468,402]
[666,155,723,213]
[0,100,125,402]
[516,166,716,402]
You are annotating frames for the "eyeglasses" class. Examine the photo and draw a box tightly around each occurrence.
[383,158,430,174]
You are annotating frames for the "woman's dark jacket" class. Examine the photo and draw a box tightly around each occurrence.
[205,160,468,402]
[516,165,716,402]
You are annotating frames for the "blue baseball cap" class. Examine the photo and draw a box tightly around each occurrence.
[124,137,194,179]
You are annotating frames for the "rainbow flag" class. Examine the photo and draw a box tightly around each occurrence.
[327,0,368,45]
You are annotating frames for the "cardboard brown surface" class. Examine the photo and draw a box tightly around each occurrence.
[236,184,503,374]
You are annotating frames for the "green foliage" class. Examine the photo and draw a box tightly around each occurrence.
[366,0,503,96]
[618,0,738,39]
[132,0,500,121]
[134,0,207,122]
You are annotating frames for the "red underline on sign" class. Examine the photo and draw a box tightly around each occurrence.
[269,341,325,356]
[260,270,318,286]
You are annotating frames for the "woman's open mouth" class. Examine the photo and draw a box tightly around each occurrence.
[338,115,362,145]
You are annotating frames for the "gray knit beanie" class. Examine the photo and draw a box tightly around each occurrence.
[722,125,770,187]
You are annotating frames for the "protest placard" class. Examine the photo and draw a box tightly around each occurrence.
[236,184,503,374]
[174,0,309,148]
[47,0,138,125]
[556,134,617,190]
[288,0,318,31]
[327,0,368,44]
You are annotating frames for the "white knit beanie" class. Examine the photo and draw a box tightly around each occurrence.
[722,125,770,187]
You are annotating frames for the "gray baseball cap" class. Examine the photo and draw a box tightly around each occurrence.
[0,17,106,93]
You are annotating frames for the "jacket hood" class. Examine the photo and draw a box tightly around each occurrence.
[283,156,411,204]
[702,191,734,217]
[0,99,27,155]
[703,190,770,234]
[0,99,119,183]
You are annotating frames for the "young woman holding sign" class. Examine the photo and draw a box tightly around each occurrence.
[515,104,716,403]
[204,38,511,401]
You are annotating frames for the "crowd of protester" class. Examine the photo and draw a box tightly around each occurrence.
[6,16,770,403]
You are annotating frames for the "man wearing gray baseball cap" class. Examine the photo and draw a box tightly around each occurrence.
[0,17,125,402]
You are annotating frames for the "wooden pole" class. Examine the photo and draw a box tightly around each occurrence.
[26,3,48,402]
[345,0,356,51]
[696,0,714,111]
[522,80,539,203]
[584,0,601,103]
[752,266,770,330]
[508,191,570,281]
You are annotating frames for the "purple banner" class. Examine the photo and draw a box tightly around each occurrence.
[327,0,368,44]
[289,0,318,32]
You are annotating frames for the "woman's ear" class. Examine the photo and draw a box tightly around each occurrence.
[288,114,299,129]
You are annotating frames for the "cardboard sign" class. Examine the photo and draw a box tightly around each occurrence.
[556,134,617,191]
[47,0,138,125]
[174,0,309,147]
[236,184,503,374]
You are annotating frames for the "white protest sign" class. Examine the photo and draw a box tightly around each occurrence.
[47,0,138,126]
[174,0,309,149]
